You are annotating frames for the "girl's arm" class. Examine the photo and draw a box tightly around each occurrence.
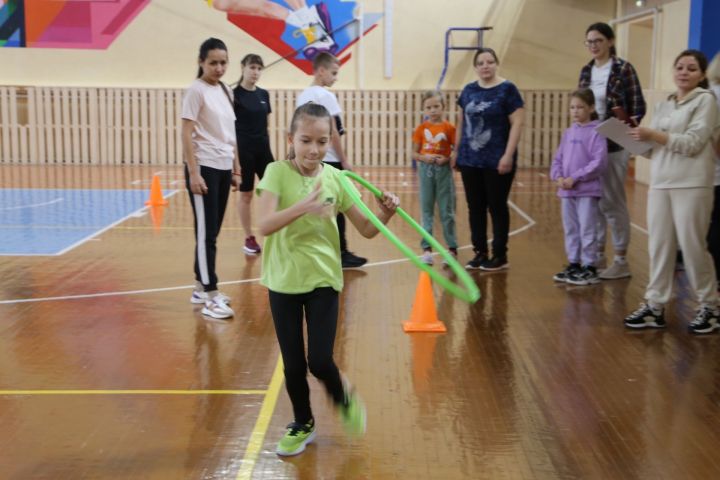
[549,132,565,181]
[412,142,433,164]
[623,62,647,123]
[231,146,241,191]
[257,182,327,236]
[570,132,608,182]
[344,192,400,238]
[182,119,207,195]
[498,108,525,174]
[631,95,718,156]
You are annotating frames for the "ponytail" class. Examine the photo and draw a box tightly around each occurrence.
[196,37,227,78]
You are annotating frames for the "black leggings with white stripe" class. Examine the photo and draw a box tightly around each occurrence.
[185,165,231,292]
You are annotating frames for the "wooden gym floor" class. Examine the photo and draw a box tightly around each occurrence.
[1,164,720,480]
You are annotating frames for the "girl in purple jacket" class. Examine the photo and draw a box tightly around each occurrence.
[551,89,608,286]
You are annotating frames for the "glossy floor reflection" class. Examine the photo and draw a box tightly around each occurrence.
[1,165,720,479]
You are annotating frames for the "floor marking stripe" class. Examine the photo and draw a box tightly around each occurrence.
[631,222,649,235]
[236,356,284,480]
[54,190,180,256]
[0,202,537,305]
[0,389,267,395]
[0,197,64,211]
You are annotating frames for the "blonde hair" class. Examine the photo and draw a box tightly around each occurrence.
[708,53,720,86]
[421,90,444,108]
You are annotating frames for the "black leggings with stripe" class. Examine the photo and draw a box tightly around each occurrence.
[185,165,231,292]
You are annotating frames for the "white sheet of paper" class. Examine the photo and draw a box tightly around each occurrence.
[595,117,654,156]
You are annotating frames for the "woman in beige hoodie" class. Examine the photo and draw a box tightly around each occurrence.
[623,49,720,334]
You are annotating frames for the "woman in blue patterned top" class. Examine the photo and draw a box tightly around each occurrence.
[453,48,525,271]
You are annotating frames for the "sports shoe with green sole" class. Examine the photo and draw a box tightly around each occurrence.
[276,419,316,456]
[339,391,367,437]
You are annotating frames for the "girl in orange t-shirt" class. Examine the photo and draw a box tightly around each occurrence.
[411,91,458,265]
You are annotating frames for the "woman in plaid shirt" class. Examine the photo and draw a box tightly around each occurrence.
[578,22,646,282]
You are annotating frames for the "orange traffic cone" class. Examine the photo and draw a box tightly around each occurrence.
[145,175,168,206]
[402,271,447,333]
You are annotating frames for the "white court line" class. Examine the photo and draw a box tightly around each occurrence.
[0,198,64,211]
[54,190,180,256]
[0,191,180,258]
[0,201,537,305]
[631,222,649,235]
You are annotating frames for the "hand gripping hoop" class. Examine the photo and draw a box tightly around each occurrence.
[339,171,480,303]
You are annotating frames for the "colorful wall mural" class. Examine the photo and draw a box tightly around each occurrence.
[0,0,150,49]
[210,0,382,74]
[0,0,381,74]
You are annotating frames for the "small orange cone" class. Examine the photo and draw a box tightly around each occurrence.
[402,271,447,333]
[145,175,168,206]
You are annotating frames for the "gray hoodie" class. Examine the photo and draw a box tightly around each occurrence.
[649,87,720,189]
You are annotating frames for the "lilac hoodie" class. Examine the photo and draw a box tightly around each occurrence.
[550,120,608,198]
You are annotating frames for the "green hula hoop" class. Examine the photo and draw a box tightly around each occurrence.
[339,170,480,304]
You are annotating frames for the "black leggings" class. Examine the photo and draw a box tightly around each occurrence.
[269,287,345,424]
[185,165,231,292]
[708,185,720,282]
[459,165,516,258]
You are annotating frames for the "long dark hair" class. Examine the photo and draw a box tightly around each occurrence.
[586,23,617,57]
[674,49,710,89]
[570,88,599,121]
[196,37,228,78]
[287,103,333,160]
[238,53,264,84]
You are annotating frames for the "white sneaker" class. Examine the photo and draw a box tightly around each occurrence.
[201,295,234,319]
[191,290,231,305]
[421,251,433,265]
[599,261,631,280]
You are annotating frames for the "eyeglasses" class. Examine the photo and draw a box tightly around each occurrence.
[584,39,605,47]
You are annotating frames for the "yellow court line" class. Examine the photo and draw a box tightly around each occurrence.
[236,356,284,480]
[0,390,267,395]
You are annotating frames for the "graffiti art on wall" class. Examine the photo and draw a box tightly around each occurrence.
[0,0,150,49]
[210,0,382,74]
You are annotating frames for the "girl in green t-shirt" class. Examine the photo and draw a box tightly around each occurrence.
[256,103,399,456]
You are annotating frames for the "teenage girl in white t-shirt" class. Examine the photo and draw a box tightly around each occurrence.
[578,22,646,281]
[181,37,241,320]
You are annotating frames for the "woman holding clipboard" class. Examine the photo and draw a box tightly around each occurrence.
[578,22,646,280]
[623,50,720,334]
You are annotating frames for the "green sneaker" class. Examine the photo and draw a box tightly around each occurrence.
[276,419,316,456]
[339,390,367,437]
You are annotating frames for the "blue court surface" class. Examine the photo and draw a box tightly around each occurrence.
[0,189,171,256]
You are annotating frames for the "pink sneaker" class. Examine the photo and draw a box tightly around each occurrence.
[243,235,262,255]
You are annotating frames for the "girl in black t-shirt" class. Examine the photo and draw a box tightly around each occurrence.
[233,54,275,255]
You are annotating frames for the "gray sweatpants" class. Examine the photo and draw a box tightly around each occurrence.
[597,149,631,253]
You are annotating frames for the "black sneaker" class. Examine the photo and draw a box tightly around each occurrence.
[553,263,581,282]
[479,256,509,271]
[688,306,720,334]
[341,251,367,269]
[624,303,666,329]
[566,265,600,286]
[465,251,488,270]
